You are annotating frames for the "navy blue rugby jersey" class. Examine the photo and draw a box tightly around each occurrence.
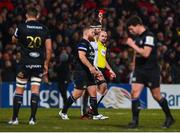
[14,20,51,65]
[74,39,95,72]
[134,29,159,69]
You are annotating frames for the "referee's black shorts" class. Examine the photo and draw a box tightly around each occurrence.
[73,70,96,90]
[131,67,160,89]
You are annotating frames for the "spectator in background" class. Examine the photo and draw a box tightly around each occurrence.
[55,46,71,106]
[1,60,15,82]
[0,0,179,84]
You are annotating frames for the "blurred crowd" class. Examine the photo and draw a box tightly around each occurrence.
[0,0,180,84]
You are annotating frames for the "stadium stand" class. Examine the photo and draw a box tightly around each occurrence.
[0,0,180,84]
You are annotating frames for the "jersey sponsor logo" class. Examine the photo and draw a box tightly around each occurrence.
[101,49,106,56]
[29,52,40,58]
[25,65,42,69]
[27,25,43,29]
[132,77,136,81]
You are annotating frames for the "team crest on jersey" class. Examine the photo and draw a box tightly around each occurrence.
[139,40,143,45]
[148,82,152,87]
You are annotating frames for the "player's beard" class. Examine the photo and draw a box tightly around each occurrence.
[88,36,95,42]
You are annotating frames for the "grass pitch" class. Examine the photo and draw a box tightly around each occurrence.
[0,108,179,132]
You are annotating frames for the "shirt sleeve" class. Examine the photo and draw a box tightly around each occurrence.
[45,28,51,39]
[144,36,155,47]
[77,42,87,52]
[14,27,19,39]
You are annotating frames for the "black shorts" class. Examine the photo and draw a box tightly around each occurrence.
[95,67,106,85]
[16,64,44,79]
[132,67,160,89]
[73,70,96,90]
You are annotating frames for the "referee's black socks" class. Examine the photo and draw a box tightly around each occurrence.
[158,97,172,118]
[12,93,23,120]
[62,95,76,114]
[132,98,140,122]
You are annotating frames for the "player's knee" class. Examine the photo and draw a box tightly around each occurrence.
[72,89,83,99]
[98,83,107,94]
[152,93,161,101]
[31,87,40,94]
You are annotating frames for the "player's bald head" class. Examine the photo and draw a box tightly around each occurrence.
[99,31,107,36]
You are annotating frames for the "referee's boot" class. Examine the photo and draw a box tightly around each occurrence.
[162,116,175,128]
[128,120,138,128]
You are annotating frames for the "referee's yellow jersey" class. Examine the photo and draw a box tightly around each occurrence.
[97,40,107,69]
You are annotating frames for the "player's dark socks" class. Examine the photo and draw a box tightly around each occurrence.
[158,97,172,118]
[97,95,105,106]
[90,97,98,115]
[128,120,139,128]
[30,93,39,119]
[82,91,89,115]
[131,98,140,122]
[12,93,23,120]
[62,95,76,114]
